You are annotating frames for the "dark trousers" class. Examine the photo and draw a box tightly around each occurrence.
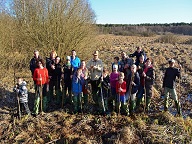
[90,80,100,105]
[20,102,31,114]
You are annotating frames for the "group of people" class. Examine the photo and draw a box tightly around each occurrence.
[13,46,182,117]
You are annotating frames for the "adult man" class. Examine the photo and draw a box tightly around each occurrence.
[162,59,182,115]
[119,51,133,81]
[129,46,147,66]
[30,50,41,77]
[70,50,81,73]
[87,51,103,108]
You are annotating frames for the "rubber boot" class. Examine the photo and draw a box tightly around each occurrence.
[33,96,40,115]
[146,97,151,112]
[175,101,182,116]
[116,102,121,114]
[43,96,48,112]
[73,96,78,113]
[129,100,136,115]
[83,94,88,106]
[164,97,168,112]
[122,102,129,116]
[56,90,62,105]
[136,98,142,107]
[68,91,73,104]
[47,90,54,103]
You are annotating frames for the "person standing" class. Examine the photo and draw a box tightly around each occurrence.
[142,58,155,112]
[70,49,81,73]
[80,60,89,109]
[13,77,31,116]
[162,59,182,115]
[129,46,147,66]
[72,68,84,113]
[33,59,49,115]
[116,72,128,115]
[87,50,103,108]
[119,51,133,81]
[126,64,140,115]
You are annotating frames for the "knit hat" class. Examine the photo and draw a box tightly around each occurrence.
[113,64,118,70]
[168,58,175,63]
[66,56,70,60]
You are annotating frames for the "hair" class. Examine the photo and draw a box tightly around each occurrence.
[55,56,61,63]
[146,57,153,63]
[114,56,119,61]
[71,49,76,52]
[50,50,57,57]
[36,59,45,67]
[119,72,124,78]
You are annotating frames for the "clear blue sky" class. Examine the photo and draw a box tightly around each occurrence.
[88,0,192,24]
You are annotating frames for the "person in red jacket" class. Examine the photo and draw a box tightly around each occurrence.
[116,72,128,115]
[33,59,49,115]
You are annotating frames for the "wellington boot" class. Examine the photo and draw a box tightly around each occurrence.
[43,96,48,112]
[33,96,40,115]
[175,101,182,116]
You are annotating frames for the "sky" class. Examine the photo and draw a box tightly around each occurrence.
[88,0,192,24]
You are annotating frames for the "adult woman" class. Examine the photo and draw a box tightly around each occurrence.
[33,59,49,115]
[142,58,155,112]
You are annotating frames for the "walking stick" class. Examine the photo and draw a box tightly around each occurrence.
[100,82,106,114]
[143,78,146,113]
[40,74,43,113]
[14,68,21,119]
[61,78,64,109]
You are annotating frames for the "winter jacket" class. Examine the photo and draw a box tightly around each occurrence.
[144,66,155,87]
[87,58,103,81]
[29,56,41,76]
[33,68,49,85]
[110,72,119,88]
[70,56,81,72]
[127,72,140,94]
[129,50,147,65]
[116,81,127,96]
[51,63,62,81]
[13,81,28,103]
[63,64,72,84]
[72,72,84,94]
[163,67,180,89]
[46,57,55,76]
[119,57,133,72]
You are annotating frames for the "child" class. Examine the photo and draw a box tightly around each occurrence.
[116,72,128,115]
[111,56,121,72]
[110,64,119,111]
[13,77,31,116]
[63,56,73,104]
[72,68,84,113]
[98,68,110,114]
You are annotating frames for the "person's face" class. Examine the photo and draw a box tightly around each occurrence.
[131,66,136,73]
[34,51,39,58]
[72,51,76,57]
[119,75,124,80]
[77,69,82,75]
[17,78,22,85]
[139,56,144,63]
[114,58,118,63]
[38,61,43,67]
[121,52,126,58]
[81,61,86,67]
[51,52,56,59]
[55,57,60,64]
[146,60,151,66]
[137,47,142,52]
[93,54,98,60]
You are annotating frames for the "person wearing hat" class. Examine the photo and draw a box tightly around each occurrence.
[110,64,119,112]
[62,56,73,104]
[87,50,103,109]
[162,58,182,115]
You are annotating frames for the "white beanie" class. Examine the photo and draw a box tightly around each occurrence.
[66,56,71,60]
[113,64,118,70]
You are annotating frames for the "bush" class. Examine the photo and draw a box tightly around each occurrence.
[155,34,179,44]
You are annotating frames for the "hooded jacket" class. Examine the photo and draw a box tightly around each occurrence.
[13,81,28,103]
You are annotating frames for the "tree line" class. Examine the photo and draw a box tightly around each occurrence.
[97,23,192,36]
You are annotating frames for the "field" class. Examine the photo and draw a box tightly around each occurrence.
[0,34,192,143]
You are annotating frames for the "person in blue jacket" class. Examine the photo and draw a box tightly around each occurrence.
[72,68,84,113]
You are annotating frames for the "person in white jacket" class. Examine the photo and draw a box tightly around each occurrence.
[87,51,103,108]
